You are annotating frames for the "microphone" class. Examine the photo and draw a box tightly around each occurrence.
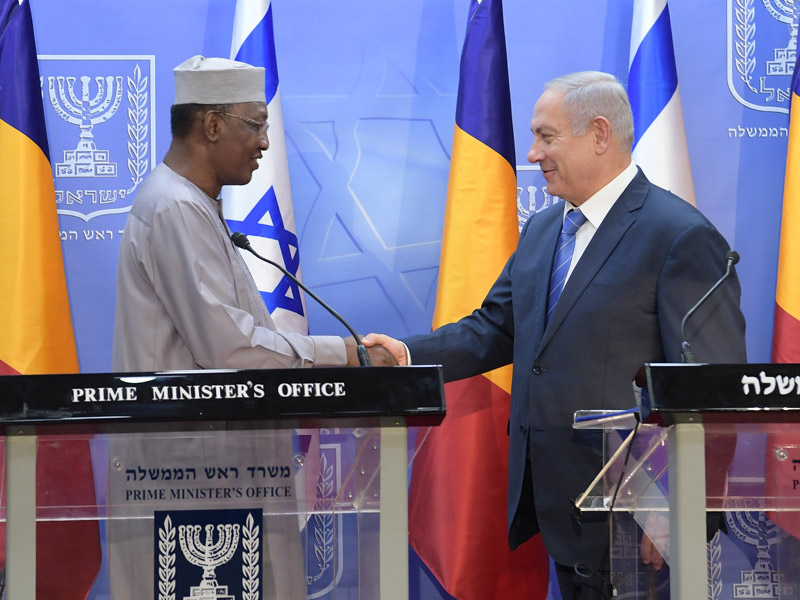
[230,232,372,367]
[680,250,739,363]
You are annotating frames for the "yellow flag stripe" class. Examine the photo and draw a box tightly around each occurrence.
[776,94,800,321]
[433,125,518,393]
[0,119,78,374]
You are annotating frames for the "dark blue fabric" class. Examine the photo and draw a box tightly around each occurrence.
[792,23,800,98]
[455,0,515,167]
[404,170,747,566]
[0,0,50,157]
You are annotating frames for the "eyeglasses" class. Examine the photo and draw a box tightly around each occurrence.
[210,110,269,137]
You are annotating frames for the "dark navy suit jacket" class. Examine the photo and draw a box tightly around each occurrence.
[404,169,747,567]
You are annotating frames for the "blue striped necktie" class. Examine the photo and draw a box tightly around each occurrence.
[546,209,587,324]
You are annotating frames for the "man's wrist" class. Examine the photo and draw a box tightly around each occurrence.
[401,341,412,366]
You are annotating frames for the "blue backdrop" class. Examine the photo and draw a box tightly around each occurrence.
[32,0,787,372]
[29,0,793,598]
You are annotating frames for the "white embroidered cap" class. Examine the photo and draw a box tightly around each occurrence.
[173,55,266,105]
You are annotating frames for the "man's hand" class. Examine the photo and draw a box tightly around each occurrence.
[640,533,665,571]
[343,336,399,366]
[361,333,409,365]
[640,513,668,570]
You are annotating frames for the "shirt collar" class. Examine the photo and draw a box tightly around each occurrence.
[563,161,637,229]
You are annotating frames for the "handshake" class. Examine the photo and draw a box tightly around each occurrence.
[343,333,410,367]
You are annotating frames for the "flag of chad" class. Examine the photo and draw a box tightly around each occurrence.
[773,48,800,363]
[0,1,101,597]
[408,1,549,598]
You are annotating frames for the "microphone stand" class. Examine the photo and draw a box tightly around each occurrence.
[230,232,372,367]
[680,251,739,363]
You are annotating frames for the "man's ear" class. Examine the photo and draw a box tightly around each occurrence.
[201,110,222,142]
[592,116,612,155]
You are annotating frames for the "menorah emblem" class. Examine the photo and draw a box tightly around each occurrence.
[178,523,241,600]
[727,511,783,598]
[763,0,799,76]
[47,74,123,178]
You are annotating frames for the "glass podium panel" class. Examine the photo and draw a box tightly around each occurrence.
[574,419,800,599]
[0,364,445,599]
[3,426,407,600]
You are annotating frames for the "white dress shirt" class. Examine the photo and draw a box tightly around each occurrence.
[561,160,637,283]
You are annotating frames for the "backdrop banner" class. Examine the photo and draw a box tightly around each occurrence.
[24,1,794,599]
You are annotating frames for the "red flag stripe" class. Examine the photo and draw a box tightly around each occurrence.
[0,358,19,375]
[409,376,549,599]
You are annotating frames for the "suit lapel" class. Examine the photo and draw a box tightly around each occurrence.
[537,170,650,353]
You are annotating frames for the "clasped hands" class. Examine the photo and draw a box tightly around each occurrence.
[343,333,407,366]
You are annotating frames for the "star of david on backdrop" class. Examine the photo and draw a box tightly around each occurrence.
[226,186,305,317]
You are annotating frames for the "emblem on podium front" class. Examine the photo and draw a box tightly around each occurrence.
[303,439,347,599]
[155,509,263,600]
[38,55,156,221]
[727,0,798,113]
[723,509,791,599]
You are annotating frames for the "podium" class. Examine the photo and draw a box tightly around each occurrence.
[0,365,444,599]
[574,363,800,600]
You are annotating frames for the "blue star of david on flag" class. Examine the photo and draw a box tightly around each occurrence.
[226,187,304,316]
[224,0,309,334]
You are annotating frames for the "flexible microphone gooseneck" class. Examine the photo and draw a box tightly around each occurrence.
[680,250,740,363]
[230,232,372,367]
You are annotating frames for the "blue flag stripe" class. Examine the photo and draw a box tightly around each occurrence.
[628,4,678,149]
[233,3,279,103]
[0,0,49,157]
[791,35,800,98]
[455,0,515,167]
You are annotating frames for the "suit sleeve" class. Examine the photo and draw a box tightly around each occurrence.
[403,239,522,383]
[656,221,747,364]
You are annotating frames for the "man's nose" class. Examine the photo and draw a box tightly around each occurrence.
[527,144,543,164]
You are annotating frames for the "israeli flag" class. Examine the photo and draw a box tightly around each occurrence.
[629,0,696,206]
[224,0,308,333]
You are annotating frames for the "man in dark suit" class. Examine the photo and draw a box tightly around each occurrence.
[363,71,746,599]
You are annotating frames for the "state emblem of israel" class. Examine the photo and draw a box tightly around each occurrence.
[727,0,797,113]
[38,55,156,220]
[155,508,263,600]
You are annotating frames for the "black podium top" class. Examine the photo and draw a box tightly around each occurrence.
[0,365,445,431]
[643,363,800,422]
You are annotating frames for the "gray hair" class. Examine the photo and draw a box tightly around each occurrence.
[544,71,634,152]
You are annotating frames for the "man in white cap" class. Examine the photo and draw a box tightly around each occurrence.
[108,56,393,600]
[113,55,393,370]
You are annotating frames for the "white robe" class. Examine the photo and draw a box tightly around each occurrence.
[112,163,346,371]
[108,164,342,599]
